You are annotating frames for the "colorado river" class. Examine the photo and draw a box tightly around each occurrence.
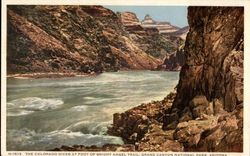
[7,71,179,150]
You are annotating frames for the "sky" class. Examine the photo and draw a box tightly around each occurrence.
[105,6,188,28]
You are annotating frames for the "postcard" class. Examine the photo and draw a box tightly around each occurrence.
[1,0,250,156]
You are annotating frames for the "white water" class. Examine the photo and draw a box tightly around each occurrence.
[7,97,64,116]
[7,71,179,150]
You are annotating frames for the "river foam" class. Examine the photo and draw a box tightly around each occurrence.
[7,97,64,116]
[70,105,88,111]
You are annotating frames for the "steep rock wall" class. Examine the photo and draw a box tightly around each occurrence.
[173,7,243,112]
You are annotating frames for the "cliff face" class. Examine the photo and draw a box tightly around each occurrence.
[109,7,243,152]
[7,6,160,74]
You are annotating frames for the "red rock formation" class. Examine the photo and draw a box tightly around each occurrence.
[120,12,140,26]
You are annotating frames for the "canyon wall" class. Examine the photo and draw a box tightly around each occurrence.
[7,6,161,74]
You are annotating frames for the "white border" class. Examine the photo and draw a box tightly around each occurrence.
[1,0,249,6]
[1,0,250,156]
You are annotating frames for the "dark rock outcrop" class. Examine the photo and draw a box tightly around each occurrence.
[7,5,161,74]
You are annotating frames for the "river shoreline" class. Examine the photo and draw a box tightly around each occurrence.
[7,72,97,79]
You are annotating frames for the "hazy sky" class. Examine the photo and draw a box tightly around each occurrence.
[105,6,188,28]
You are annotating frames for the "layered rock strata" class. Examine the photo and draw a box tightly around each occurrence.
[141,14,180,34]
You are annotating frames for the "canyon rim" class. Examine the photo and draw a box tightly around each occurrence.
[1,1,248,155]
